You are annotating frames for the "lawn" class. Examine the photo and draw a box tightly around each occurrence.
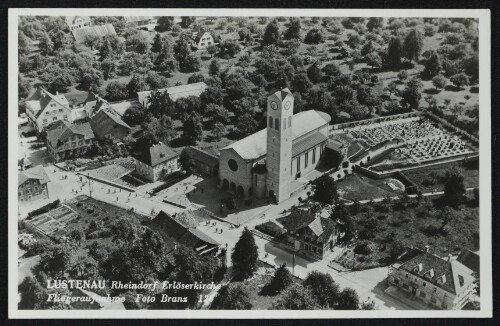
[402,158,479,193]
[337,173,403,201]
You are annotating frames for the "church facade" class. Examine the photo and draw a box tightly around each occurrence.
[218,88,331,203]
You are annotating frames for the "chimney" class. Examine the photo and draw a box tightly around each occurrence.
[425,245,430,253]
[447,254,453,262]
[56,91,59,95]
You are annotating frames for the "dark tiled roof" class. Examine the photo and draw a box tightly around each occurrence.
[183,147,219,168]
[18,165,50,186]
[90,107,131,138]
[277,208,336,244]
[151,211,219,250]
[218,32,240,42]
[456,249,479,274]
[398,251,457,294]
[292,132,328,158]
[34,87,70,118]
[132,142,178,167]
[46,122,95,146]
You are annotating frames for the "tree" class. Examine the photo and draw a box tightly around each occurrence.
[111,218,137,244]
[284,17,301,40]
[206,44,218,58]
[304,28,324,44]
[311,174,338,205]
[80,68,104,92]
[367,17,383,31]
[390,240,406,260]
[69,229,85,245]
[443,168,466,207]
[206,104,230,125]
[156,16,175,32]
[122,106,145,126]
[146,71,170,90]
[18,276,44,309]
[307,63,322,84]
[180,54,200,73]
[385,81,399,98]
[147,90,175,117]
[155,40,178,75]
[400,77,423,110]
[200,86,224,106]
[403,28,424,63]
[105,81,128,102]
[187,73,205,84]
[208,59,220,77]
[212,122,226,142]
[337,288,359,310]
[211,284,252,310]
[262,19,280,46]
[151,33,163,53]
[365,52,382,69]
[322,63,341,78]
[127,74,146,98]
[126,32,150,54]
[386,37,403,68]
[39,32,54,55]
[449,72,470,89]
[273,284,319,310]
[234,113,258,137]
[219,41,241,58]
[174,38,191,63]
[292,73,313,94]
[182,113,203,144]
[180,16,196,28]
[265,263,293,295]
[432,74,447,90]
[423,51,442,78]
[397,70,408,82]
[303,271,340,308]
[231,227,259,279]
[39,245,74,277]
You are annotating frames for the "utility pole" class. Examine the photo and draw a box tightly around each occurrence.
[87,173,92,198]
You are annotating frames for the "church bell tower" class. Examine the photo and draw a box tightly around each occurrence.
[266,88,294,203]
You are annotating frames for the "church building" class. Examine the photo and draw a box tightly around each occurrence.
[218,88,331,203]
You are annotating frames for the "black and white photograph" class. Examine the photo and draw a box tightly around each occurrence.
[8,7,492,318]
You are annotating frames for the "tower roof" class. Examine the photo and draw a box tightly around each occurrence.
[269,88,293,101]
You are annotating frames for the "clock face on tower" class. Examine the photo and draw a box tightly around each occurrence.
[284,101,291,110]
[270,101,278,110]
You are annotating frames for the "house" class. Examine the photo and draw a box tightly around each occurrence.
[65,16,91,31]
[137,82,207,108]
[124,16,157,30]
[89,107,131,140]
[217,32,240,43]
[46,121,95,162]
[182,147,219,176]
[82,92,110,117]
[277,207,340,260]
[71,24,117,43]
[25,87,73,133]
[132,142,179,182]
[456,249,480,276]
[388,248,477,310]
[152,211,220,255]
[191,27,214,49]
[18,165,50,205]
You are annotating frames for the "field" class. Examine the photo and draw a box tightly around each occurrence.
[337,173,403,201]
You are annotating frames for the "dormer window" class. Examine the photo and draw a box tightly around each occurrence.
[458,275,464,287]
[417,263,423,272]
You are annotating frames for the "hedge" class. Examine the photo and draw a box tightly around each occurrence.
[26,199,60,218]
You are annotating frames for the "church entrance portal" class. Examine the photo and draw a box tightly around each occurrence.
[237,185,244,198]
[269,190,277,203]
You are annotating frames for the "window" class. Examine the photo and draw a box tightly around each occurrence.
[274,118,279,130]
[288,116,291,128]
[312,148,316,164]
[305,152,309,168]
[296,156,301,172]
[59,109,63,112]
[268,116,273,128]
[405,274,409,278]
[423,282,426,287]
[52,117,57,121]
[201,43,205,46]
[283,118,286,130]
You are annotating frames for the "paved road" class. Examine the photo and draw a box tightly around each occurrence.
[197,223,413,310]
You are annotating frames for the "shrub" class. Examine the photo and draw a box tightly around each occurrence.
[27,200,60,218]
[354,241,372,255]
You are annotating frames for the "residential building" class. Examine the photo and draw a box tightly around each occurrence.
[137,82,207,108]
[217,32,240,43]
[191,27,214,49]
[124,16,157,30]
[82,92,110,117]
[152,210,220,255]
[71,24,116,43]
[89,107,131,140]
[18,165,50,205]
[132,142,179,182]
[277,208,340,260]
[182,146,219,176]
[388,248,477,310]
[46,121,95,162]
[65,16,91,31]
[25,87,73,133]
[219,88,330,202]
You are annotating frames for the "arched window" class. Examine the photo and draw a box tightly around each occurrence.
[275,118,280,130]
[268,116,273,128]
[283,118,286,130]
[288,116,292,128]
